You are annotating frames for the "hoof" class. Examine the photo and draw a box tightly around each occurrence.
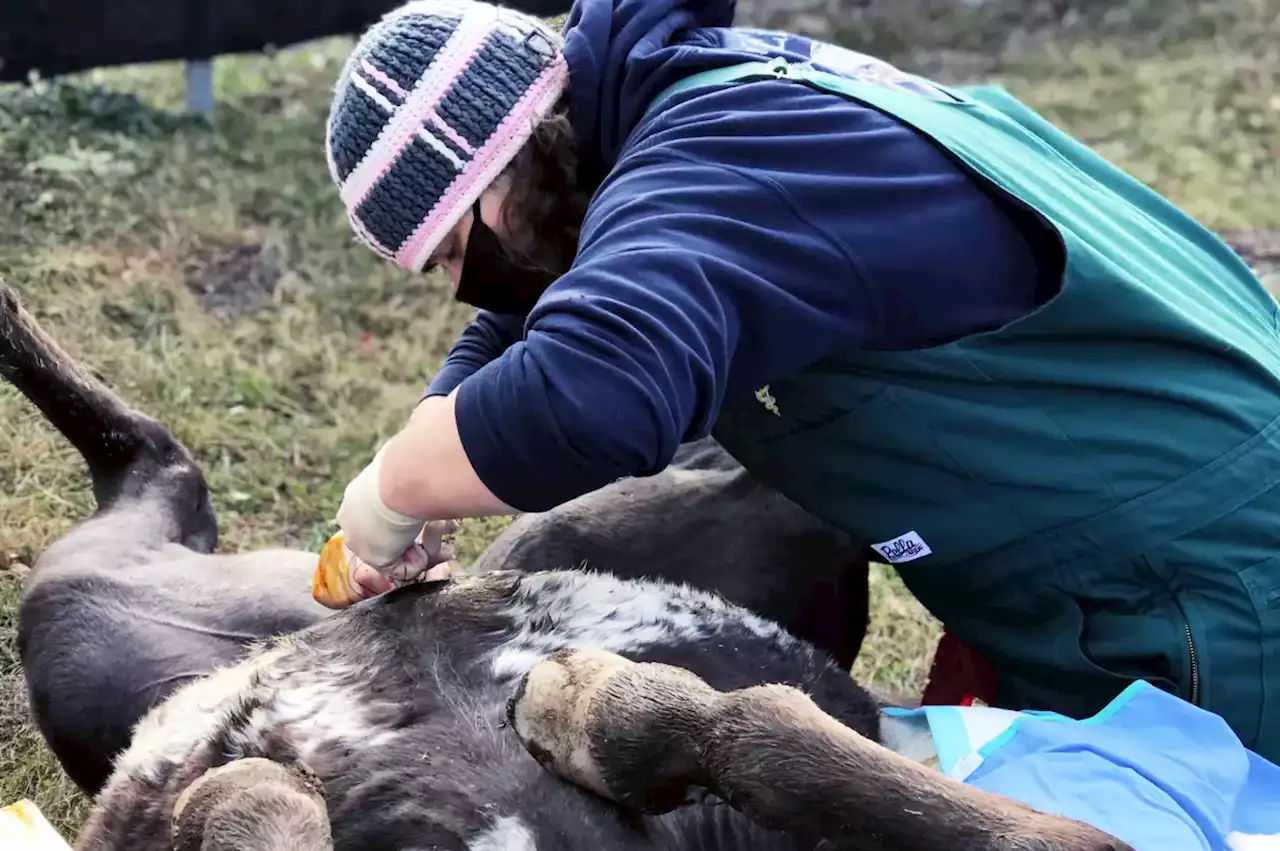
[506,648,633,800]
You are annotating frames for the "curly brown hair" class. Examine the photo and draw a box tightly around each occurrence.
[496,96,595,280]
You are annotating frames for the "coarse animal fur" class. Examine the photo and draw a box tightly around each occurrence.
[2,287,1127,851]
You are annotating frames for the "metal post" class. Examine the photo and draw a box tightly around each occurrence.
[185,59,214,117]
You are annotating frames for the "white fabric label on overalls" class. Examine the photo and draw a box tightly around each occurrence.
[871,531,933,564]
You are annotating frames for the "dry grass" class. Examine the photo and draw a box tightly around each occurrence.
[0,0,1277,837]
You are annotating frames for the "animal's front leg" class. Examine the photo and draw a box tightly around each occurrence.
[507,648,1132,851]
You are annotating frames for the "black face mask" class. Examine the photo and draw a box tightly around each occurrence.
[453,199,555,316]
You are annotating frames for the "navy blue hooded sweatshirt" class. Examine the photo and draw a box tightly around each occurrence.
[424,0,1060,512]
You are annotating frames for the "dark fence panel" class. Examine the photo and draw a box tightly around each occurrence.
[0,0,573,83]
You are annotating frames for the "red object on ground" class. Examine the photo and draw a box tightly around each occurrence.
[921,630,1000,707]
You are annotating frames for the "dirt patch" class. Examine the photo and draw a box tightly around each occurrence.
[184,238,283,319]
[0,551,30,582]
[1222,228,1280,297]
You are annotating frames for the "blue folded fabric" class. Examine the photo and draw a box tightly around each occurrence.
[884,681,1280,850]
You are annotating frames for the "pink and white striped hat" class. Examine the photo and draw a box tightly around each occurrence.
[325,0,569,272]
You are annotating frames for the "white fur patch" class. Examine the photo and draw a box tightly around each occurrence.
[468,815,538,851]
[112,639,403,788]
[114,643,294,783]
[226,663,402,765]
[488,570,801,680]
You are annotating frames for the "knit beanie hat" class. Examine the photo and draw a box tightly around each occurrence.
[325,0,569,272]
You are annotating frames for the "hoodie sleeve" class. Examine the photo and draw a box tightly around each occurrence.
[452,151,876,512]
[452,79,1045,513]
[423,311,525,398]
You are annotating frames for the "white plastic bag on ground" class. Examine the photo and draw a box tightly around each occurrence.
[0,799,73,850]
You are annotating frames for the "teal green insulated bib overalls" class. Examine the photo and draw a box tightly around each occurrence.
[649,57,1280,762]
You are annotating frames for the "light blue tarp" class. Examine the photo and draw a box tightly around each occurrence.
[885,681,1280,850]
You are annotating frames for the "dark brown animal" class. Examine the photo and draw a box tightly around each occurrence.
[0,287,1129,851]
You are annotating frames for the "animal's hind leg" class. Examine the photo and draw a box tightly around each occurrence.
[75,758,334,851]
[171,759,333,851]
[509,649,1132,851]
[0,286,217,561]
[3,288,323,795]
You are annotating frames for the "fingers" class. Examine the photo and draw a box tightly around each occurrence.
[417,519,459,566]
[420,560,461,582]
[355,552,461,594]
[350,559,394,597]
[386,520,458,579]
[311,536,397,610]
[313,521,464,610]
[381,537,455,581]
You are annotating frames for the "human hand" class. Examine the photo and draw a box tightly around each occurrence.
[312,521,462,610]
[335,442,429,568]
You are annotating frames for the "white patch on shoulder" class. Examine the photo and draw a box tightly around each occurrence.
[226,663,403,765]
[468,815,538,851]
[114,642,294,784]
[488,570,801,680]
[112,638,403,787]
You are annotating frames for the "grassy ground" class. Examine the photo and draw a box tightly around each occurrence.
[1,1,1277,837]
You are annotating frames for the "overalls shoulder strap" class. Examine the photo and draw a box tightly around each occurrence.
[643,57,793,120]
[645,55,974,119]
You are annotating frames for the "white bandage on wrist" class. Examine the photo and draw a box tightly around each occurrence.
[335,443,426,569]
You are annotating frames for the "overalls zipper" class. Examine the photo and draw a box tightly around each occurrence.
[1155,562,1201,708]
[1183,620,1201,706]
